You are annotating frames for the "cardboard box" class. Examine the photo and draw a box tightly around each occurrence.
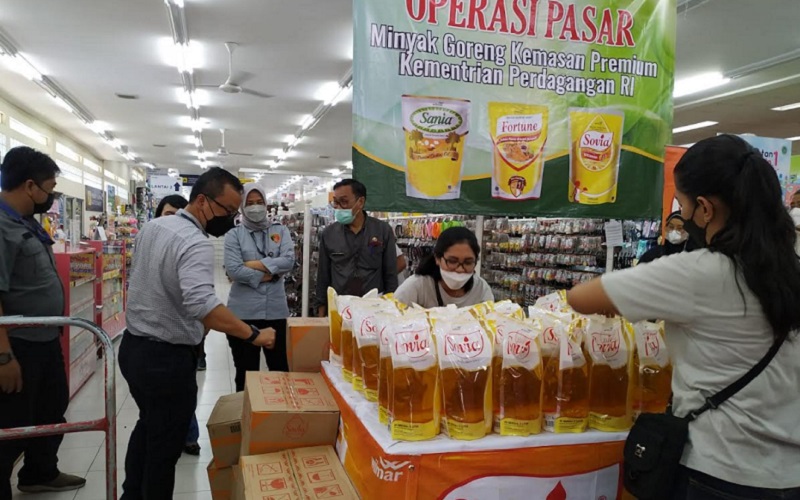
[208,392,245,468]
[241,372,340,457]
[207,460,234,500]
[237,446,359,500]
[287,318,330,372]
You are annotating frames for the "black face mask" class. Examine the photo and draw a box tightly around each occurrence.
[684,205,707,248]
[205,214,235,238]
[32,184,56,214]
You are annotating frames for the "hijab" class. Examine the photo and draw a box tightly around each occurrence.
[240,183,271,232]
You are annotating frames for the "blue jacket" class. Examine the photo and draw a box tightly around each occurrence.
[224,223,295,320]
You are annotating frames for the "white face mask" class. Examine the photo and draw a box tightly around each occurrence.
[440,269,473,290]
[666,230,687,245]
[243,205,267,223]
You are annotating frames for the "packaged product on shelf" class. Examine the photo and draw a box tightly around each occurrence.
[495,316,544,436]
[337,291,379,383]
[583,316,633,432]
[388,313,440,441]
[434,315,492,440]
[352,301,401,400]
[632,321,672,417]
[532,290,568,313]
[376,311,413,424]
[327,287,343,366]
[489,102,549,201]
[568,107,625,205]
[493,300,525,320]
[542,319,589,433]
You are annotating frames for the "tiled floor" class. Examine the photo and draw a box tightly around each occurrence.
[11,251,246,499]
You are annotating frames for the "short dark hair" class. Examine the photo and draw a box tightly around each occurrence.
[0,146,60,191]
[333,178,367,199]
[189,167,243,202]
[155,194,188,217]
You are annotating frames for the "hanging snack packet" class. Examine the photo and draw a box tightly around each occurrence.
[327,287,343,366]
[354,304,401,402]
[434,316,493,440]
[542,318,589,433]
[389,313,440,441]
[496,317,544,436]
[632,321,672,417]
[584,316,633,432]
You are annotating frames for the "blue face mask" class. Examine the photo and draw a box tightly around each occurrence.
[335,208,355,225]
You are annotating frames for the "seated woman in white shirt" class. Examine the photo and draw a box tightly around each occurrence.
[394,227,493,308]
[567,135,800,499]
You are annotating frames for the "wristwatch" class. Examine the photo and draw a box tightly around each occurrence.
[0,352,14,366]
[246,325,260,344]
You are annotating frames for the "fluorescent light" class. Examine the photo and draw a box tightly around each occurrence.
[165,0,185,7]
[300,115,315,130]
[331,85,352,106]
[288,135,302,148]
[277,152,288,161]
[672,121,718,134]
[787,136,800,142]
[190,119,204,132]
[159,38,202,73]
[51,95,73,112]
[193,136,201,147]
[86,121,109,134]
[316,81,341,104]
[4,54,42,81]
[674,72,730,98]
[772,102,800,112]
[104,137,122,149]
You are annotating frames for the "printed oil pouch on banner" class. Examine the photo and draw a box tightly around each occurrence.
[338,291,379,383]
[542,319,589,433]
[354,304,401,402]
[489,102,549,201]
[568,107,625,205]
[633,321,672,417]
[402,95,471,200]
[328,287,343,366]
[496,316,544,436]
[434,316,493,440]
[389,313,440,441]
[584,316,633,432]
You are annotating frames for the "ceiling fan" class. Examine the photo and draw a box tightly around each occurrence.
[197,42,273,99]
[215,128,253,158]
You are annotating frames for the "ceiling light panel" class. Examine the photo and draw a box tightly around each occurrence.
[772,102,800,112]
[673,72,729,98]
[672,121,718,134]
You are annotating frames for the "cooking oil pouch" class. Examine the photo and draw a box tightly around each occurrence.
[583,316,633,432]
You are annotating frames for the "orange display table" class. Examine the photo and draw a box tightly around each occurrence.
[321,362,633,500]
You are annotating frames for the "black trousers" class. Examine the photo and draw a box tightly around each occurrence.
[0,338,69,500]
[118,332,197,500]
[227,319,288,392]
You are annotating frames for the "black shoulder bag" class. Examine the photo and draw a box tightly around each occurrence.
[624,334,787,500]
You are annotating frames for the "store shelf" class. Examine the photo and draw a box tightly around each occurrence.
[102,269,121,281]
[70,276,95,288]
[70,297,96,317]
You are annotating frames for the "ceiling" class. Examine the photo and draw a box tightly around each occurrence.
[0,0,798,193]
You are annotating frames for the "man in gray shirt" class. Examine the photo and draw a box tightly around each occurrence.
[0,147,87,496]
[315,179,398,316]
[120,168,275,500]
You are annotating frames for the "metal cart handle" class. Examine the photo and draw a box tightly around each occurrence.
[0,316,117,500]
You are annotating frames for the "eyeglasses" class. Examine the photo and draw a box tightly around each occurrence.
[207,196,237,218]
[331,196,362,209]
[442,257,477,272]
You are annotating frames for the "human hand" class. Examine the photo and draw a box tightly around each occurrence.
[252,328,277,349]
[244,261,262,270]
[0,359,22,393]
[260,272,273,283]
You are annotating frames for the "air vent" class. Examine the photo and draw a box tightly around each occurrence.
[318,155,331,159]
[153,144,167,148]
[115,93,139,100]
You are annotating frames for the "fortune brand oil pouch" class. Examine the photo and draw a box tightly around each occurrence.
[352,301,399,398]
[496,317,544,436]
[434,316,493,440]
[402,95,471,201]
[583,316,633,432]
[568,107,624,205]
[489,102,549,201]
[388,313,440,441]
[632,321,672,417]
[542,318,589,433]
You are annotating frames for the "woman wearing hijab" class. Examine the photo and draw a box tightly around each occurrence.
[223,184,295,391]
[638,211,696,264]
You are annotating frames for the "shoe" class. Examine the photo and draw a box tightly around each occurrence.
[184,443,201,455]
[197,357,207,371]
[18,472,87,493]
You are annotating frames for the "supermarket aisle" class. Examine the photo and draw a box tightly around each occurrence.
[11,241,239,499]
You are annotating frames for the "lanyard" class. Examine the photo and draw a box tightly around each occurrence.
[0,200,53,246]
[250,230,271,258]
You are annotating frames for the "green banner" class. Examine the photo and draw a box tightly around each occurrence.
[354,0,676,218]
